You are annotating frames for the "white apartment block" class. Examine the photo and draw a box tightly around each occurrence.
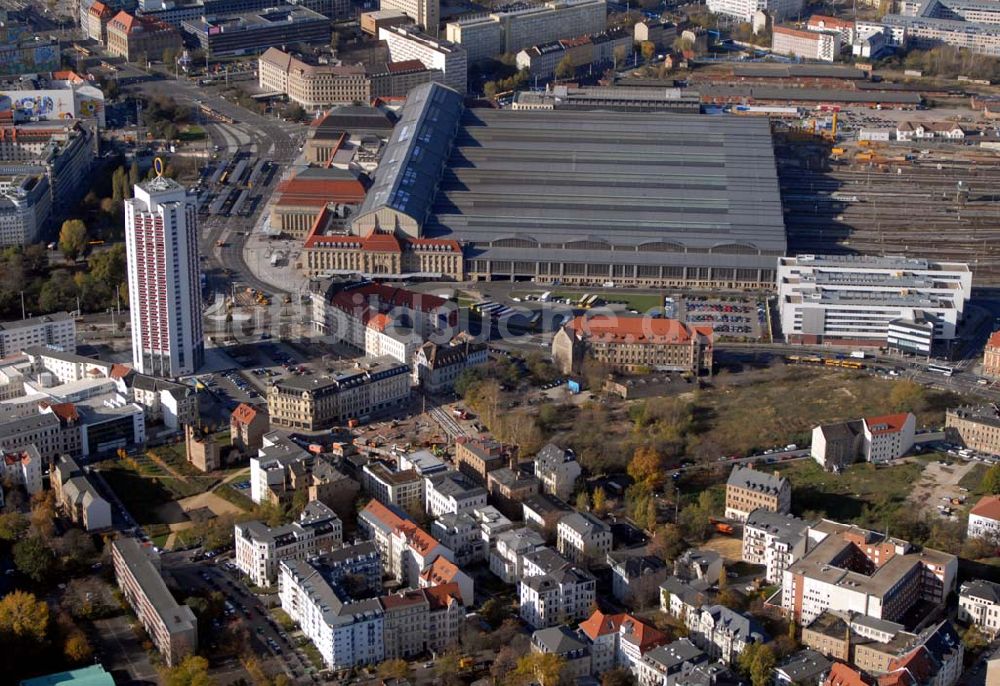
[112,537,198,667]
[636,639,708,686]
[473,505,514,546]
[777,255,972,347]
[742,509,810,584]
[431,512,486,566]
[489,526,545,583]
[781,520,957,625]
[279,558,384,670]
[234,502,342,587]
[556,511,612,566]
[519,563,596,628]
[424,470,488,518]
[771,26,841,62]
[364,323,421,366]
[362,462,424,512]
[968,496,1000,541]
[959,580,1000,636]
[125,176,204,377]
[863,413,916,463]
[534,443,582,501]
[0,443,43,496]
[0,314,76,357]
[445,0,606,63]
[358,500,454,587]
[706,0,803,22]
[379,25,468,92]
[687,605,768,664]
[379,0,439,32]
[807,15,856,44]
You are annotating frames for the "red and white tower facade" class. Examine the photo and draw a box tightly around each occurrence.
[125,171,204,378]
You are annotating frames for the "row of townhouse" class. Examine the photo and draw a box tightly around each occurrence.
[518,546,596,629]
[234,501,343,587]
[357,499,473,602]
[278,538,471,669]
[804,615,964,686]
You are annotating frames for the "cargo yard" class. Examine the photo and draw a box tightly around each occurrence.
[778,139,1000,284]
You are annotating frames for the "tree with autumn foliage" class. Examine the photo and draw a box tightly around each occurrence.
[510,652,567,686]
[628,446,665,489]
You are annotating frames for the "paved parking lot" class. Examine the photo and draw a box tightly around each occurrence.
[680,295,766,339]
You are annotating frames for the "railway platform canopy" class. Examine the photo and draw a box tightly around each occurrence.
[351,82,788,291]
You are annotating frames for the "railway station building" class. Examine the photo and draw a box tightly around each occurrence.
[336,82,786,290]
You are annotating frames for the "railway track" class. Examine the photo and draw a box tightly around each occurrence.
[777,152,1000,282]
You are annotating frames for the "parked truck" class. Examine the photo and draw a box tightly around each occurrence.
[850,351,866,359]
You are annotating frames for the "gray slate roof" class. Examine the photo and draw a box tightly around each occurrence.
[727,466,788,495]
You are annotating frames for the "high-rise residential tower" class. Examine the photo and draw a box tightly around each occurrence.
[124,171,203,377]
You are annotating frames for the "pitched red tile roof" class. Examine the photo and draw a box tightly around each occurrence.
[363,499,409,530]
[109,363,132,379]
[366,313,390,332]
[231,402,259,426]
[619,616,669,652]
[826,663,871,686]
[108,10,137,32]
[864,413,910,436]
[362,500,440,555]
[807,14,854,29]
[971,495,1000,521]
[4,451,30,466]
[567,315,712,345]
[274,178,366,205]
[579,609,624,639]
[362,231,402,253]
[988,331,1000,350]
[381,589,427,610]
[47,402,79,422]
[880,647,934,686]
[424,581,462,609]
[578,610,667,652]
[774,25,821,40]
[420,555,460,586]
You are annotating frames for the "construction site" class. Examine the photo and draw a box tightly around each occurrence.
[777,134,1000,285]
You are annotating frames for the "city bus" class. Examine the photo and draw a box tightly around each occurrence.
[928,363,954,377]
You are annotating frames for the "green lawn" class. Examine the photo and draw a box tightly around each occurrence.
[765,459,925,524]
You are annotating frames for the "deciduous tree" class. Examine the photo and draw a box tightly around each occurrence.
[0,590,49,642]
[737,642,776,686]
[555,55,576,80]
[13,536,55,583]
[511,652,566,686]
[592,486,607,514]
[628,446,665,489]
[64,630,93,662]
[162,654,215,686]
[58,219,88,261]
[982,464,1000,495]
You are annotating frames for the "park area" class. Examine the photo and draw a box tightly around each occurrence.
[94,433,252,549]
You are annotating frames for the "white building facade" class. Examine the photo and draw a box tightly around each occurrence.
[124,176,204,377]
[777,255,972,348]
